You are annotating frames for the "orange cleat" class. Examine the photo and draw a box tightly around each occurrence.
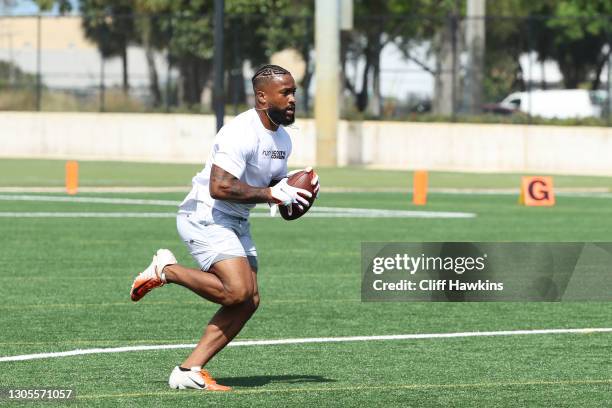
[130,249,177,302]
[168,366,232,391]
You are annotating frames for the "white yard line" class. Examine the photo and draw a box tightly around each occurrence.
[0,195,476,218]
[0,194,178,206]
[0,212,176,218]
[1,328,610,363]
[0,210,475,219]
[0,187,611,195]
[0,187,189,193]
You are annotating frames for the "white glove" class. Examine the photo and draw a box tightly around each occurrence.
[287,166,320,197]
[270,178,312,209]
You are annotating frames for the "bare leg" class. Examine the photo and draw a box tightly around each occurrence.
[164,257,260,368]
[163,258,253,305]
[182,288,259,368]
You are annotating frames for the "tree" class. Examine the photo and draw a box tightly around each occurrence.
[224,0,275,109]
[428,0,462,115]
[343,0,428,115]
[0,60,37,88]
[136,12,162,107]
[35,0,72,13]
[134,1,215,107]
[80,0,135,93]
[390,0,464,115]
[246,0,314,112]
[133,0,173,107]
[157,0,312,110]
[121,0,260,109]
[542,0,612,90]
[482,0,533,102]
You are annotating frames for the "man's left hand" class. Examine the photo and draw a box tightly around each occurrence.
[269,167,319,217]
[288,166,320,198]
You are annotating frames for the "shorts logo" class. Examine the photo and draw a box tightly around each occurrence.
[262,150,286,159]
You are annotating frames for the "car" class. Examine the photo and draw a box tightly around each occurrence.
[483,89,605,119]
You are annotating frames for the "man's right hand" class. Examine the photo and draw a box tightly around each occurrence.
[269,178,312,208]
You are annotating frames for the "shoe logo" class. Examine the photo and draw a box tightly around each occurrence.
[188,373,205,389]
[132,280,149,295]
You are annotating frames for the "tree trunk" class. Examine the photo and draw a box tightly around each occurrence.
[121,44,129,94]
[591,49,610,91]
[356,44,373,113]
[512,61,525,91]
[301,63,313,114]
[356,61,370,112]
[560,64,581,89]
[141,16,161,107]
[177,57,212,107]
[369,50,382,118]
[179,57,198,106]
[340,30,356,118]
[145,47,161,107]
[177,68,184,107]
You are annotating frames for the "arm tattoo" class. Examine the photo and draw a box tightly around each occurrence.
[210,164,271,203]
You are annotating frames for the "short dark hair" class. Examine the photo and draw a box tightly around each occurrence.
[251,64,291,90]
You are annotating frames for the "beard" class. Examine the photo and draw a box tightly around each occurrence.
[267,104,295,126]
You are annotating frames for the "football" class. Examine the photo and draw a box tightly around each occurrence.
[279,169,317,220]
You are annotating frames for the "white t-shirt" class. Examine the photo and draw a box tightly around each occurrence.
[179,108,292,219]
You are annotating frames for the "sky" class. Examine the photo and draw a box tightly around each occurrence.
[1,0,79,15]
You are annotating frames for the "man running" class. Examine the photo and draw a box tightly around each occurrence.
[130,64,319,391]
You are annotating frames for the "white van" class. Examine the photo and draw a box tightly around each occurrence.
[497,89,603,119]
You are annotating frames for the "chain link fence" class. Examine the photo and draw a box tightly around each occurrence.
[0,12,610,125]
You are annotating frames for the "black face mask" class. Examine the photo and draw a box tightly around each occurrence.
[267,104,295,126]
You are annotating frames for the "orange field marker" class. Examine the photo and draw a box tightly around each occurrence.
[65,161,79,195]
[412,170,428,205]
[519,176,555,206]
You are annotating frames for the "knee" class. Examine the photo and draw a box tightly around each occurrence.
[222,292,260,314]
[222,287,253,306]
[240,293,259,315]
[252,293,260,309]
[251,293,260,312]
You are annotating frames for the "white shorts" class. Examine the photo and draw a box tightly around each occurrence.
[176,206,257,272]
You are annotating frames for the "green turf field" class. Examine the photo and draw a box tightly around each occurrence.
[2,158,612,189]
[0,159,611,407]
